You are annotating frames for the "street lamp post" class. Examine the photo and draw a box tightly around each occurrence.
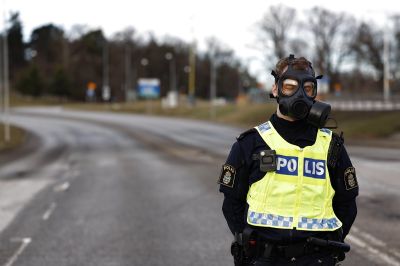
[165,52,178,108]
[165,52,177,93]
[0,26,3,133]
[140,57,149,77]
[210,58,217,119]
[102,38,111,102]
[2,3,10,142]
[188,42,196,105]
[139,58,152,113]
[383,25,391,102]
[124,42,132,101]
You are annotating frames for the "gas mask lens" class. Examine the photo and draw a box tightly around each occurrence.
[281,79,317,98]
[282,79,299,96]
[303,81,317,98]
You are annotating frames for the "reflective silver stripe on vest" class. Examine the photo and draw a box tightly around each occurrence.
[248,211,293,228]
[320,128,331,134]
[297,217,340,230]
[257,122,271,133]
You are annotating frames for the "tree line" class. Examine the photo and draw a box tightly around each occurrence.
[2,13,257,101]
[3,6,400,101]
[257,5,400,97]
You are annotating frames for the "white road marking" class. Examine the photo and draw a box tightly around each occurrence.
[390,249,400,260]
[351,226,400,264]
[0,179,52,234]
[42,202,57,221]
[53,182,70,192]
[4,238,32,266]
[360,232,387,247]
[352,226,387,247]
[352,226,400,261]
[347,234,400,266]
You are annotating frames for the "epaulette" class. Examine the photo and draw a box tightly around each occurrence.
[328,132,344,169]
[236,128,257,141]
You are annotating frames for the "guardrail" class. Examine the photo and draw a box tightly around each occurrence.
[328,100,400,111]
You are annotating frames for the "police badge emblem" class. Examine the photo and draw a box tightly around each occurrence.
[218,164,236,188]
[223,171,232,184]
[344,167,358,190]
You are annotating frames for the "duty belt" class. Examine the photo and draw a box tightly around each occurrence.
[259,237,350,259]
[261,241,318,259]
[241,227,350,260]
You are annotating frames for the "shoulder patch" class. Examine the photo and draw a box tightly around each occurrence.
[217,164,236,188]
[237,128,256,140]
[344,167,358,190]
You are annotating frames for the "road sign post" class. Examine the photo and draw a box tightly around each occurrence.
[137,78,161,114]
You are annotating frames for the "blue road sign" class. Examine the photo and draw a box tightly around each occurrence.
[137,79,161,99]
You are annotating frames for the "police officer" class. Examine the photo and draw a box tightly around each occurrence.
[218,55,358,266]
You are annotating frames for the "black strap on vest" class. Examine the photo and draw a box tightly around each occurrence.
[328,132,344,169]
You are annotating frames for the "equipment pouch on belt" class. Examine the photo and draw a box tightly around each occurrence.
[230,229,259,266]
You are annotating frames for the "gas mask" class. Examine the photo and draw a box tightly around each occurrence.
[271,55,331,128]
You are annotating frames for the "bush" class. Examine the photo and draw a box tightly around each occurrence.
[16,65,44,97]
[50,68,71,97]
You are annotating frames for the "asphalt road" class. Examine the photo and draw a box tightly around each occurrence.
[0,107,399,266]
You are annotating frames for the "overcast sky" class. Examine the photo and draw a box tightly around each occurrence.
[2,0,400,84]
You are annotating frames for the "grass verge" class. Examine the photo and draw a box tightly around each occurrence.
[0,124,27,152]
[64,101,400,140]
[11,93,400,142]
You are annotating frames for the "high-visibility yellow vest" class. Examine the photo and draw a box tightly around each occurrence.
[246,121,342,231]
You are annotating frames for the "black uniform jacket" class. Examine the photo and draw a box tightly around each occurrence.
[219,113,358,243]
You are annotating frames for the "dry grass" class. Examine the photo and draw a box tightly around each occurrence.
[10,93,400,141]
[0,124,26,151]
[65,101,400,139]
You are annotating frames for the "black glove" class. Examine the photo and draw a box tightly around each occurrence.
[337,251,346,262]
[231,241,254,266]
[231,241,244,266]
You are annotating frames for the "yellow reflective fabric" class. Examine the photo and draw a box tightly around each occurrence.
[246,121,342,231]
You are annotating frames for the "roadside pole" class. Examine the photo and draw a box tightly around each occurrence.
[124,41,132,101]
[188,15,196,106]
[209,58,216,120]
[0,23,3,135]
[2,1,10,142]
[383,25,390,102]
[188,41,196,105]
[102,38,111,102]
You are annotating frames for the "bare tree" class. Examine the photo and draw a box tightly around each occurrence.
[307,7,356,90]
[205,37,235,101]
[391,15,400,81]
[289,38,309,58]
[112,27,136,43]
[68,24,90,41]
[351,22,384,83]
[257,5,297,64]
[206,37,234,65]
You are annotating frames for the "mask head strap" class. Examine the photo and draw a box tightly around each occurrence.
[271,70,279,83]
